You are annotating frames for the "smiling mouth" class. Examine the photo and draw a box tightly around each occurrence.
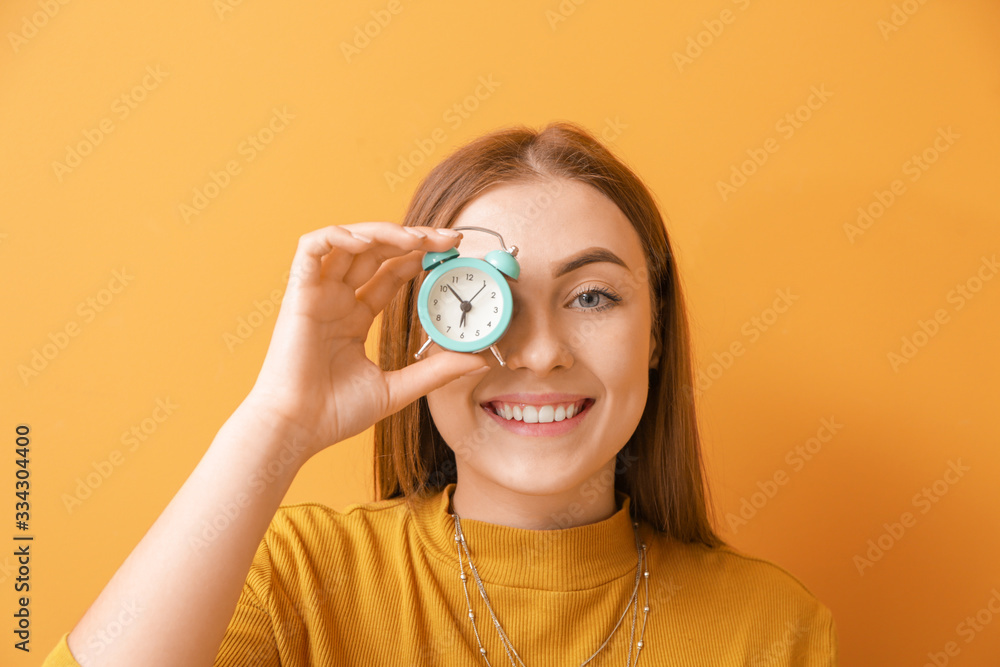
[480,399,595,424]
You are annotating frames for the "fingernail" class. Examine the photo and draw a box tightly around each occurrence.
[437,228,461,237]
[349,231,373,243]
[462,365,490,376]
[403,227,427,238]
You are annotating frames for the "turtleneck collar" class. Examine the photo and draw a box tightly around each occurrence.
[410,482,644,591]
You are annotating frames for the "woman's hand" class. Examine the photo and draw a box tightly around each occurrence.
[240,223,490,462]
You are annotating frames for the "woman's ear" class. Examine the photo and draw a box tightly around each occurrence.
[648,331,660,370]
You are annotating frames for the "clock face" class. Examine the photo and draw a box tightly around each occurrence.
[426,264,506,344]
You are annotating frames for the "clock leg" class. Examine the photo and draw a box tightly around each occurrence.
[488,344,506,367]
[414,338,434,360]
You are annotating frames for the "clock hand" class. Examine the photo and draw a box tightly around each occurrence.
[459,284,485,329]
[446,283,471,328]
[468,284,486,303]
[446,284,466,303]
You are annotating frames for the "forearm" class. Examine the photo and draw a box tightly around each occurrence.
[66,402,308,667]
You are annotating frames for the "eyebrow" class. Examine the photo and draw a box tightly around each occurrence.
[552,247,630,278]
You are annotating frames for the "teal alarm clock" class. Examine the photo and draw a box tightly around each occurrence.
[413,226,520,367]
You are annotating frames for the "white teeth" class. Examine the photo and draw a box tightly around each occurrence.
[489,400,587,423]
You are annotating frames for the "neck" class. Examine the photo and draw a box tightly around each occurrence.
[449,460,620,530]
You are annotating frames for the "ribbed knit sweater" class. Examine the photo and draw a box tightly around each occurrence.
[43,482,838,665]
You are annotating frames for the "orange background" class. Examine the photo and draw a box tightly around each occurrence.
[3,1,999,664]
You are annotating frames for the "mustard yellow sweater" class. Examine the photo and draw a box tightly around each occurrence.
[44,483,838,665]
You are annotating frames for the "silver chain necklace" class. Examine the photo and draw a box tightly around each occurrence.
[450,510,650,666]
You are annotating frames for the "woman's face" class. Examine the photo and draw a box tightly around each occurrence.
[420,177,660,499]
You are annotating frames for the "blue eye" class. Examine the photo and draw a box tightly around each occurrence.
[570,285,622,312]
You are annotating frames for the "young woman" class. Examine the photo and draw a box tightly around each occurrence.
[44,122,838,666]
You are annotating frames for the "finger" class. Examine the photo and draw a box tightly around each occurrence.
[319,232,370,281]
[381,351,491,418]
[339,226,461,290]
[296,223,428,288]
[319,225,413,285]
[331,224,419,287]
[353,251,426,317]
[290,225,372,290]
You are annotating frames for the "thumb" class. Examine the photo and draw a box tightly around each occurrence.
[382,352,490,416]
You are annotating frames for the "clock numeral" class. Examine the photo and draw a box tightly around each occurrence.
[493,307,498,313]
[451,276,458,283]
[446,326,451,332]
[487,321,492,327]
[435,314,441,321]
[466,273,474,281]
[490,292,495,298]
[460,333,465,339]
[440,285,448,292]
[433,298,438,305]
[475,329,480,336]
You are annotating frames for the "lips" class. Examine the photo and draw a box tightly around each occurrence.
[481,392,590,404]
[487,399,588,422]
[479,398,595,436]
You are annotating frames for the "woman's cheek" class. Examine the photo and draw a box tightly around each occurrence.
[565,312,621,355]
[426,377,484,433]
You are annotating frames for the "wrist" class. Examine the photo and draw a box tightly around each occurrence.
[227,398,317,469]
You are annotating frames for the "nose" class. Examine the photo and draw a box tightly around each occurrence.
[497,302,574,377]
